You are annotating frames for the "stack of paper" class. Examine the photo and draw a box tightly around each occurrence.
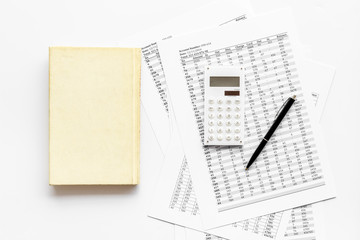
[123,1,336,239]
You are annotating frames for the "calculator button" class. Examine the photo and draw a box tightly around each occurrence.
[226,107,231,112]
[217,99,223,104]
[217,128,223,133]
[235,107,240,112]
[235,99,240,104]
[226,121,231,126]
[209,120,214,126]
[209,107,214,111]
[209,99,214,104]
[226,114,231,119]
[208,135,214,141]
[217,113,223,119]
[235,135,240,141]
[217,135,223,141]
[235,114,240,119]
[226,100,231,104]
[226,135,231,141]
[217,107,223,112]
[235,128,240,133]
[208,128,214,133]
[208,113,214,119]
[226,128,231,133]
[235,121,240,126]
[217,121,223,126]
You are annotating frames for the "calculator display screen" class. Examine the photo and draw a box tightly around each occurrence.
[210,76,240,87]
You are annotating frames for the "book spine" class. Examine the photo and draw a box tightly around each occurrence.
[133,48,141,184]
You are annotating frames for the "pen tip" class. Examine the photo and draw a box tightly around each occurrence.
[292,95,296,99]
[245,168,248,171]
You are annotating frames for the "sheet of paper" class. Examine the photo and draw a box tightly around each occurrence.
[307,198,334,240]
[139,105,174,240]
[169,62,334,239]
[175,225,187,240]
[120,0,253,153]
[283,205,317,240]
[299,60,335,122]
[159,10,336,228]
[170,79,332,240]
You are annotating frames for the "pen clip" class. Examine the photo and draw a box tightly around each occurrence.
[274,98,290,120]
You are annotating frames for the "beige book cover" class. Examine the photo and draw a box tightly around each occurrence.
[49,47,141,185]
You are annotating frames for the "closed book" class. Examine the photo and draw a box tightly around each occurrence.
[49,47,141,185]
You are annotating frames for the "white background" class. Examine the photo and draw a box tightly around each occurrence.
[0,0,359,239]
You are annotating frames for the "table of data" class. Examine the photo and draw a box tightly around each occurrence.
[169,157,199,216]
[142,43,169,113]
[284,205,316,240]
[179,33,325,211]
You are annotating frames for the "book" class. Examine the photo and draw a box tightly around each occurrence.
[49,47,141,185]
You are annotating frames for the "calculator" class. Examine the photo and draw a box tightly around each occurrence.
[204,66,244,146]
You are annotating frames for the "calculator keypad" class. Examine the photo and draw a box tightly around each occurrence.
[205,97,243,145]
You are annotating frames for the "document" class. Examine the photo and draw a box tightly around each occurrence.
[158,11,336,228]
[299,60,335,122]
[284,205,317,240]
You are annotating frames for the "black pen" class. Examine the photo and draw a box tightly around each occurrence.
[245,95,296,170]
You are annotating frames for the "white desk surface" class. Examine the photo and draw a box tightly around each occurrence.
[0,0,359,239]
